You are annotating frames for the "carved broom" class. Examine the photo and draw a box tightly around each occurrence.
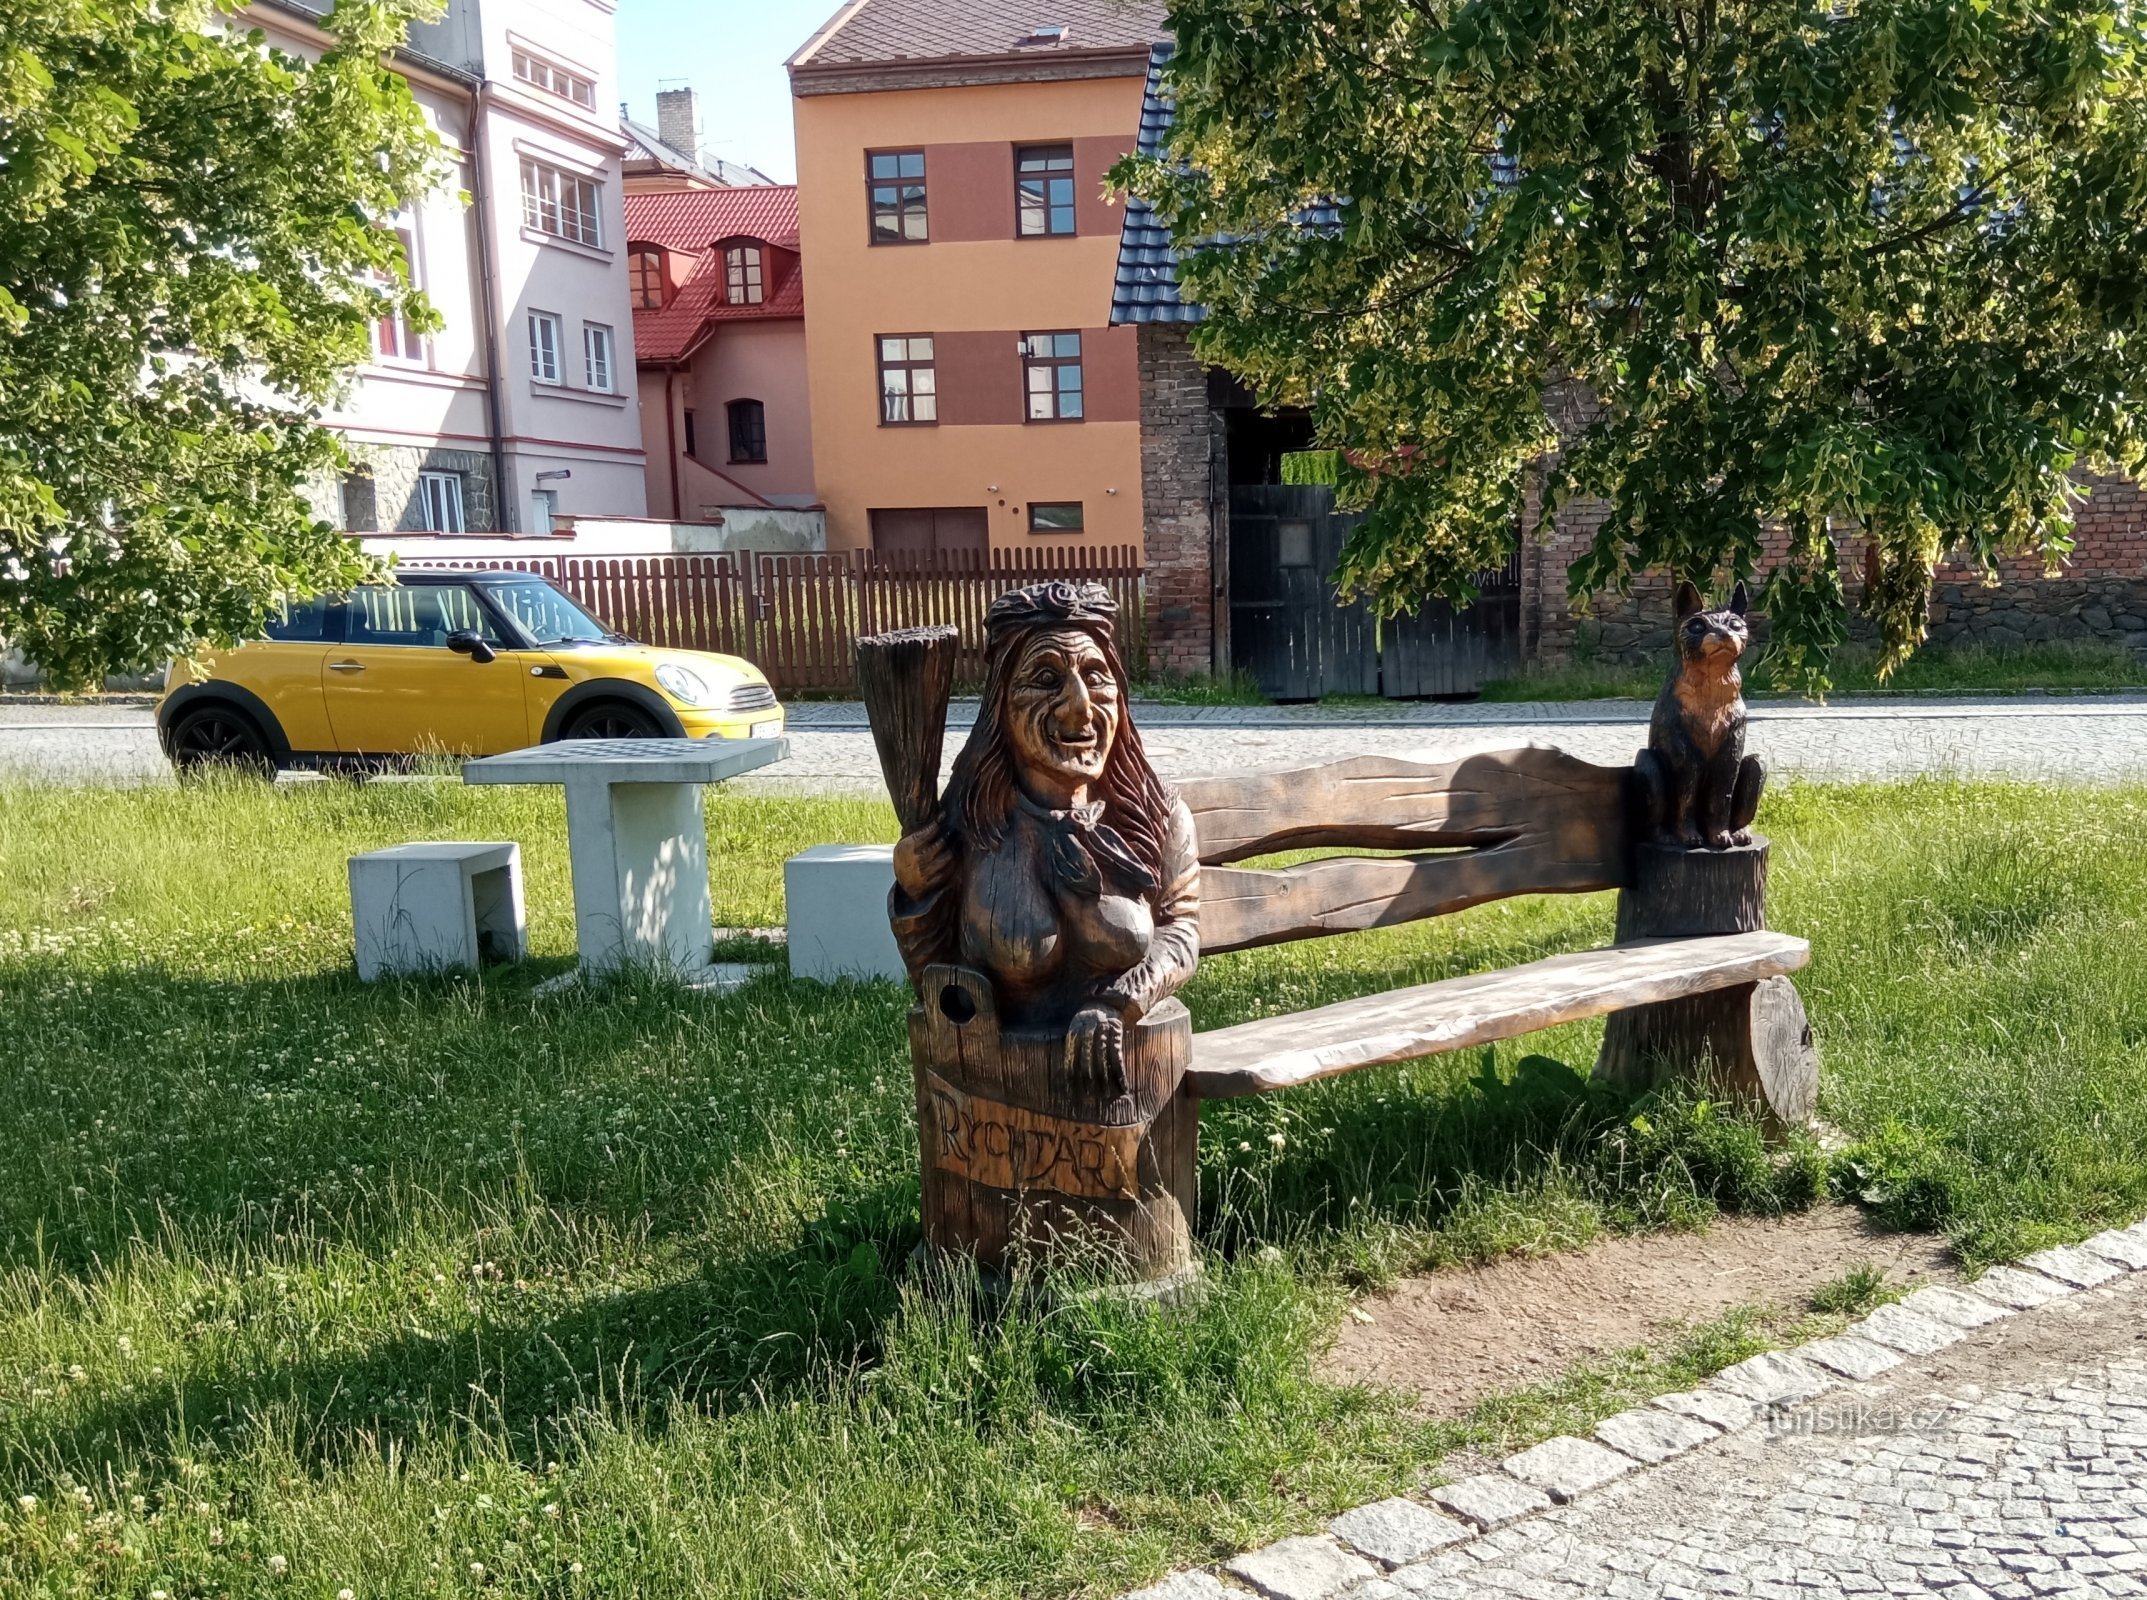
[855,624,960,833]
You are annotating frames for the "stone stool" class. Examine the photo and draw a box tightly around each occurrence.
[784,844,905,981]
[350,841,526,981]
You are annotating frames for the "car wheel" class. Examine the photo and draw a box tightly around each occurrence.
[558,702,662,741]
[168,703,277,779]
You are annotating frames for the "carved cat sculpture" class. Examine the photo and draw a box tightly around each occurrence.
[1636,580,1766,849]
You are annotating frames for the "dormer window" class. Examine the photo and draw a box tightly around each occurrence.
[725,244,764,305]
[1015,23,1069,46]
[630,246,665,309]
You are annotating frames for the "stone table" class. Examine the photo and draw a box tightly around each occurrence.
[463,737,785,989]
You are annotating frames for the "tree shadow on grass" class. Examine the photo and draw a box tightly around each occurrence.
[1,1172,930,1481]
[0,956,909,1276]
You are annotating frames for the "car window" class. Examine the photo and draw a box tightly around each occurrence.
[485,578,616,645]
[263,592,338,643]
[346,584,503,648]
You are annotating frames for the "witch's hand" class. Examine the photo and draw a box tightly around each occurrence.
[893,821,956,900]
[1064,1004,1127,1098]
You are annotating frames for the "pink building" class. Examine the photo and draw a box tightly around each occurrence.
[625,186,816,518]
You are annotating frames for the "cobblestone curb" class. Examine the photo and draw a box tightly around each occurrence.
[1117,1218,2147,1600]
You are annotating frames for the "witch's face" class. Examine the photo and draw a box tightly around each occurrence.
[1006,627,1120,801]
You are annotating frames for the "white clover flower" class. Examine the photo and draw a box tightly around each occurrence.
[1267,1131,1287,1148]
[267,1554,288,1575]
[338,1589,355,1599]
[469,1562,486,1579]
[17,1495,36,1513]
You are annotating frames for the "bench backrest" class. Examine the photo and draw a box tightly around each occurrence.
[1176,745,1633,954]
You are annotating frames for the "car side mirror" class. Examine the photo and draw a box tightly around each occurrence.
[446,629,497,665]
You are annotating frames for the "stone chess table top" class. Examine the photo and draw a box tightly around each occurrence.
[462,737,786,787]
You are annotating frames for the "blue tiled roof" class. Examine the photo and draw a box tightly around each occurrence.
[1111,44,1203,326]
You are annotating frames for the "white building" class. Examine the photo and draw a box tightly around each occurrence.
[253,0,649,535]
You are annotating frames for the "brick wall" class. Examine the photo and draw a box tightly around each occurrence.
[1136,323,1217,677]
[1523,423,2147,665]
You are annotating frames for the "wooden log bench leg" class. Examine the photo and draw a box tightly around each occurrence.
[1595,838,1818,1126]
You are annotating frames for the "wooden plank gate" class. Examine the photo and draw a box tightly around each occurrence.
[1227,485,1521,700]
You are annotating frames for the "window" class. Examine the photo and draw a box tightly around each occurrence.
[417,471,466,533]
[877,335,936,424]
[373,223,424,362]
[1016,145,1076,236]
[1028,502,1085,533]
[520,158,601,247]
[347,584,499,647]
[867,151,927,244]
[1021,331,1083,420]
[725,245,764,305]
[531,489,558,534]
[338,469,378,533]
[263,592,339,642]
[683,409,698,457]
[630,246,664,308]
[727,399,767,464]
[512,49,595,109]
[583,322,615,391]
[528,311,562,383]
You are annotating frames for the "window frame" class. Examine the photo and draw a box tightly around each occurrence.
[1020,330,1084,422]
[629,246,665,309]
[583,322,615,392]
[726,398,768,464]
[511,48,596,110]
[416,471,467,534]
[1015,144,1077,238]
[1027,502,1086,534]
[372,220,426,364]
[724,244,764,305]
[876,334,938,427]
[519,158,602,249]
[528,310,563,384]
[866,150,928,246]
[683,408,698,458]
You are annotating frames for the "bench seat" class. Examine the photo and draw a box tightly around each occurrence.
[1186,930,1810,1098]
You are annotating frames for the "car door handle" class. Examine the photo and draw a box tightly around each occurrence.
[328,661,366,673]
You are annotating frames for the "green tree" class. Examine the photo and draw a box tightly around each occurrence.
[1,0,440,688]
[1124,1,2147,686]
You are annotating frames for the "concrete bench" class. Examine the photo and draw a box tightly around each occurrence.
[349,841,526,981]
[784,844,905,982]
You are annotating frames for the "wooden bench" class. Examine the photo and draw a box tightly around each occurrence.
[1177,744,1816,1115]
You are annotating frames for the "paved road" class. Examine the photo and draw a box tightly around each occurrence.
[1398,1271,2147,1600]
[5,694,2146,789]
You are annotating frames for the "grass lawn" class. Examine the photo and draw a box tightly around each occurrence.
[2,775,2145,1597]
[1482,638,2147,701]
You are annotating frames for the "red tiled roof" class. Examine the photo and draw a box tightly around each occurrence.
[790,0,1165,70]
[624,187,803,364]
[625,185,798,254]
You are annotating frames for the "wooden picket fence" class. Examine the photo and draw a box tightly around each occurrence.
[398,546,1143,693]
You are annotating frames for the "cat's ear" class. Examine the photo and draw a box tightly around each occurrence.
[1674,580,1704,620]
[1729,580,1750,617]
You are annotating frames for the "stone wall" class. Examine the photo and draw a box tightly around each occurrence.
[1135,324,1218,678]
[306,443,499,534]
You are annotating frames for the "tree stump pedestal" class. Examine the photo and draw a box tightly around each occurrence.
[909,965,1198,1288]
[1595,838,1818,1127]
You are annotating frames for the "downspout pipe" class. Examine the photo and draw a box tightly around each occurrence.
[665,367,683,520]
[465,79,515,531]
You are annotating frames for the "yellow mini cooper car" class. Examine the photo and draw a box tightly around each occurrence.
[158,569,784,773]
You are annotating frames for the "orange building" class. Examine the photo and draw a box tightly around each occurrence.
[787,0,1166,555]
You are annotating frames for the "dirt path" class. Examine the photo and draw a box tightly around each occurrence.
[1323,1204,1959,1414]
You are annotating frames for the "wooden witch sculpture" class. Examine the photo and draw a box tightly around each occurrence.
[856,582,1202,1284]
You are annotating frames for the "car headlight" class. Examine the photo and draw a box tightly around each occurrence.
[654,661,721,707]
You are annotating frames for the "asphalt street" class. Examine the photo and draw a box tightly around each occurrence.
[6,694,2144,790]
